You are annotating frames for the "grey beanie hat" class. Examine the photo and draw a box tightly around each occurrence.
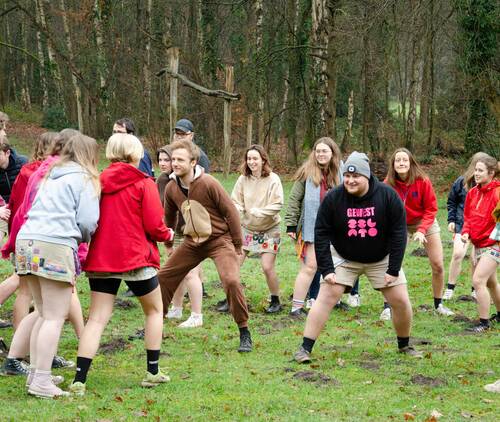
[343,151,371,179]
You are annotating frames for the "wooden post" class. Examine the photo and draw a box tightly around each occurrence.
[223,65,234,177]
[246,114,253,147]
[168,47,179,137]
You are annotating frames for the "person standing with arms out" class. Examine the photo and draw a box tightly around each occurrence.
[69,134,174,395]
[444,152,488,300]
[157,145,204,328]
[158,139,252,352]
[15,134,100,398]
[231,145,284,313]
[461,154,500,333]
[385,148,454,318]
[285,137,343,317]
[294,152,422,363]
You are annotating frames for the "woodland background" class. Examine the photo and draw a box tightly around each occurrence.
[0,0,498,168]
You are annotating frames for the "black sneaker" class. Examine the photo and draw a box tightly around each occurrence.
[1,358,29,376]
[466,323,490,333]
[52,355,75,369]
[238,333,252,353]
[265,302,282,314]
[334,301,350,311]
[0,337,8,357]
[216,299,229,313]
[0,318,13,329]
[128,328,145,341]
[289,308,307,319]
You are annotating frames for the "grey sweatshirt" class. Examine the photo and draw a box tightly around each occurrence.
[18,162,100,251]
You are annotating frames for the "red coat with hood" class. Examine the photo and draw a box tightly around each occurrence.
[84,162,173,273]
[462,179,500,248]
[388,177,438,234]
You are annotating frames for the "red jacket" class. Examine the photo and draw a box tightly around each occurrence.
[84,162,173,273]
[387,177,438,233]
[462,179,500,248]
[7,161,42,230]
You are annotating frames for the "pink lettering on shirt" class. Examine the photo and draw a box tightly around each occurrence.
[346,208,377,238]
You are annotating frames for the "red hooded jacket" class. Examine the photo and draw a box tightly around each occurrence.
[386,177,438,234]
[7,160,42,230]
[84,162,173,273]
[462,179,500,248]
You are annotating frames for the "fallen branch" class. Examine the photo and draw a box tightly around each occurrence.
[156,68,241,101]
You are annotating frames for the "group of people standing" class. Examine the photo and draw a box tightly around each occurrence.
[0,111,498,398]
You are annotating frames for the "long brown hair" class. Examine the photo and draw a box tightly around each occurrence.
[475,153,499,180]
[386,147,428,187]
[49,128,80,156]
[239,144,272,177]
[463,152,490,190]
[32,132,58,161]
[293,137,341,187]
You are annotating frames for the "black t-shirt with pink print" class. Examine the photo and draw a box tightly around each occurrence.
[315,175,407,278]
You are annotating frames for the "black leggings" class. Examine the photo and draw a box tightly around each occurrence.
[89,276,159,297]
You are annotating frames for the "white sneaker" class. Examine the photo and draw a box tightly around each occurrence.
[484,380,500,393]
[305,299,316,310]
[178,313,203,328]
[435,303,455,316]
[380,307,392,321]
[443,288,454,300]
[166,307,183,319]
[471,290,477,300]
[347,294,361,308]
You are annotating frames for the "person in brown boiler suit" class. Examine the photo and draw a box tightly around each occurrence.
[158,139,252,352]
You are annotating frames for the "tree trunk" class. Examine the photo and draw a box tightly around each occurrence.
[223,66,234,177]
[19,20,31,111]
[59,0,83,131]
[93,0,110,132]
[168,47,179,135]
[405,0,422,151]
[35,0,48,109]
[143,0,152,126]
[255,0,265,145]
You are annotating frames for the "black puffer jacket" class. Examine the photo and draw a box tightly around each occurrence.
[0,148,28,202]
[447,176,468,234]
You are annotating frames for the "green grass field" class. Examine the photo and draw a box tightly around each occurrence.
[0,135,498,421]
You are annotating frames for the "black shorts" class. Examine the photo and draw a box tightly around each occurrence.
[89,276,159,297]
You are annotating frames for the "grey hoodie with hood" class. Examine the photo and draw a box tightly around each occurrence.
[18,162,100,251]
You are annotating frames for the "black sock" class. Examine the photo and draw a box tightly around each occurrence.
[383,302,390,309]
[497,311,500,321]
[74,357,92,384]
[239,326,250,337]
[302,337,316,353]
[397,336,410,349]
[434,298,442,309]
[146,349,160,375]
[471,287,475,292]
[447,283,456,290]
[270,295,280,305]
[479,318,490,327]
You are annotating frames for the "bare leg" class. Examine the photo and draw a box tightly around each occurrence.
[447,236,469,286]
[34,277,72,371]
[76,291,114,359]
[382,284,412,338]
[292,244,317,304]
[13,275,30,329]
[68,290,84,338]
[136,286,163,350]
[261,253,279,296]
[473,256,499,319]
[184,265,203,314]
[170,281,186,309]
[6,311,38,359]
[425,233,445,299]
[0,273,19,304]
[303,282,345,340]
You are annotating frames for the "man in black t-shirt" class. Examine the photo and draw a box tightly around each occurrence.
[293,152,422,363]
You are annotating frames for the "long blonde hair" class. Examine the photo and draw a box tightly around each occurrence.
[50,134,101,196]
[294,137,341,187]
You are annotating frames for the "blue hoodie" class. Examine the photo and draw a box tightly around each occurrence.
[18,162,100,251]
